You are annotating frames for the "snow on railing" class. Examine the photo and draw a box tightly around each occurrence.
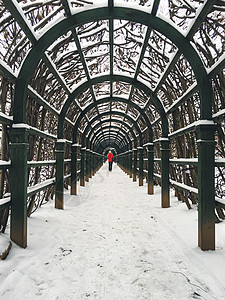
[0,160,11,170]
[0,197,11,210]
[152,173,225,209]
[27,178,55,197]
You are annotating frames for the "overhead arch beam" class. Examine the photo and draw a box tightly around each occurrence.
[13,6,210,134]
[90,127,131,150]
[60,80,160,140]
[98,141,121,154]
[83,119,137,148]
[96,136,124,151]
[90,125,131,145]
[94,132,129,150]
[99,141,121,153]
[78,110,143,146]
[87,122,135,144]
[95,134,129,152]
[69,95,152,143]
[96,138,128,154]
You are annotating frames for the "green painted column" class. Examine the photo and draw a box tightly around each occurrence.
[119,154,123,170]
[122,153,125,171]
[138,147,144,186]
[117,155,120,167]
[129,150,133,178]
[160,138,170,208]
[86,149,90,182]
[126,151,129,174]
[133,148,137,182]
[93,152,97,175]
[71,143,79,195]
[196,122,216,250]
[10,125,29,248]
[91,152,94,175]
[123,152,126,172]
[147,143,154,195]
[124,153,127,172]
[55,140,65,209]
[119,154,122,170]
[80,147,86,186]
[90,150,93,178]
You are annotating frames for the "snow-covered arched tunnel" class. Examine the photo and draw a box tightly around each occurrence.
[0,0,225,256]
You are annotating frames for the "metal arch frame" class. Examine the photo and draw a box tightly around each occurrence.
[13,7,211,124]
[95,135,127,153]
[83,119,137,149]
[101,143,120,154]
[92,127,135,151]
[59,77,165,141]
[96,136,124,152]
[76,96,147,144]
[94,131,130,150]
[80,110,143,146]
[91,126,130,144]
[103,147,117,155]
[87,123,136,149]
[88,124,135,146]
[90,127,131,151]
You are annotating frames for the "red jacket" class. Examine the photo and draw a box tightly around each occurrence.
[107,152,114,162]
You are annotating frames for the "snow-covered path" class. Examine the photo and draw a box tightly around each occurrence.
[1,163,225,300]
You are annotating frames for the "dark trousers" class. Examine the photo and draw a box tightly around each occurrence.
[109,161,113,171]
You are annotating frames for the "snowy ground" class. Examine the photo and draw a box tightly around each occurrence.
[1,163,225,300]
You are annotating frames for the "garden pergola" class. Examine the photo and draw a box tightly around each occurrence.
[0,0,225,251]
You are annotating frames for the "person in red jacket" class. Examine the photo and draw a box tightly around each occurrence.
[107,151,114,171]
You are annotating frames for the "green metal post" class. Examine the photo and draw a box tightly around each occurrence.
[71,143,79,195]
[122,153,125,171]
[55,140,65,209]
[119,154,122,170]
[133,148,137,182]
[138,147,144,186]
[129,150,132,178]
[93,152,96,176]
[196,122,216,250]
[147,143,154,195]
[161,139,170,208]
[10,125,29,248]
[80,147,86,186]
[126,151,129,174]
[127,151,130,176]
[90,150,93,178]
[86,149,90,182]
[93,152,97,175]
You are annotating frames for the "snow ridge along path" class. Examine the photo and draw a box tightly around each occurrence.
[1,163,225,299]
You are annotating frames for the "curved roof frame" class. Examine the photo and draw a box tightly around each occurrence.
[96,134,125,149]
[88,127,135,150]
[91,125,131,145]
[83,119,137,149]
[92,129,131,151]
[82,110,143,146]
[13,5,212,148]
[101,143,120,154]
[95,133,129,152]
[70,93,152,142]
[90,125,132,145]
